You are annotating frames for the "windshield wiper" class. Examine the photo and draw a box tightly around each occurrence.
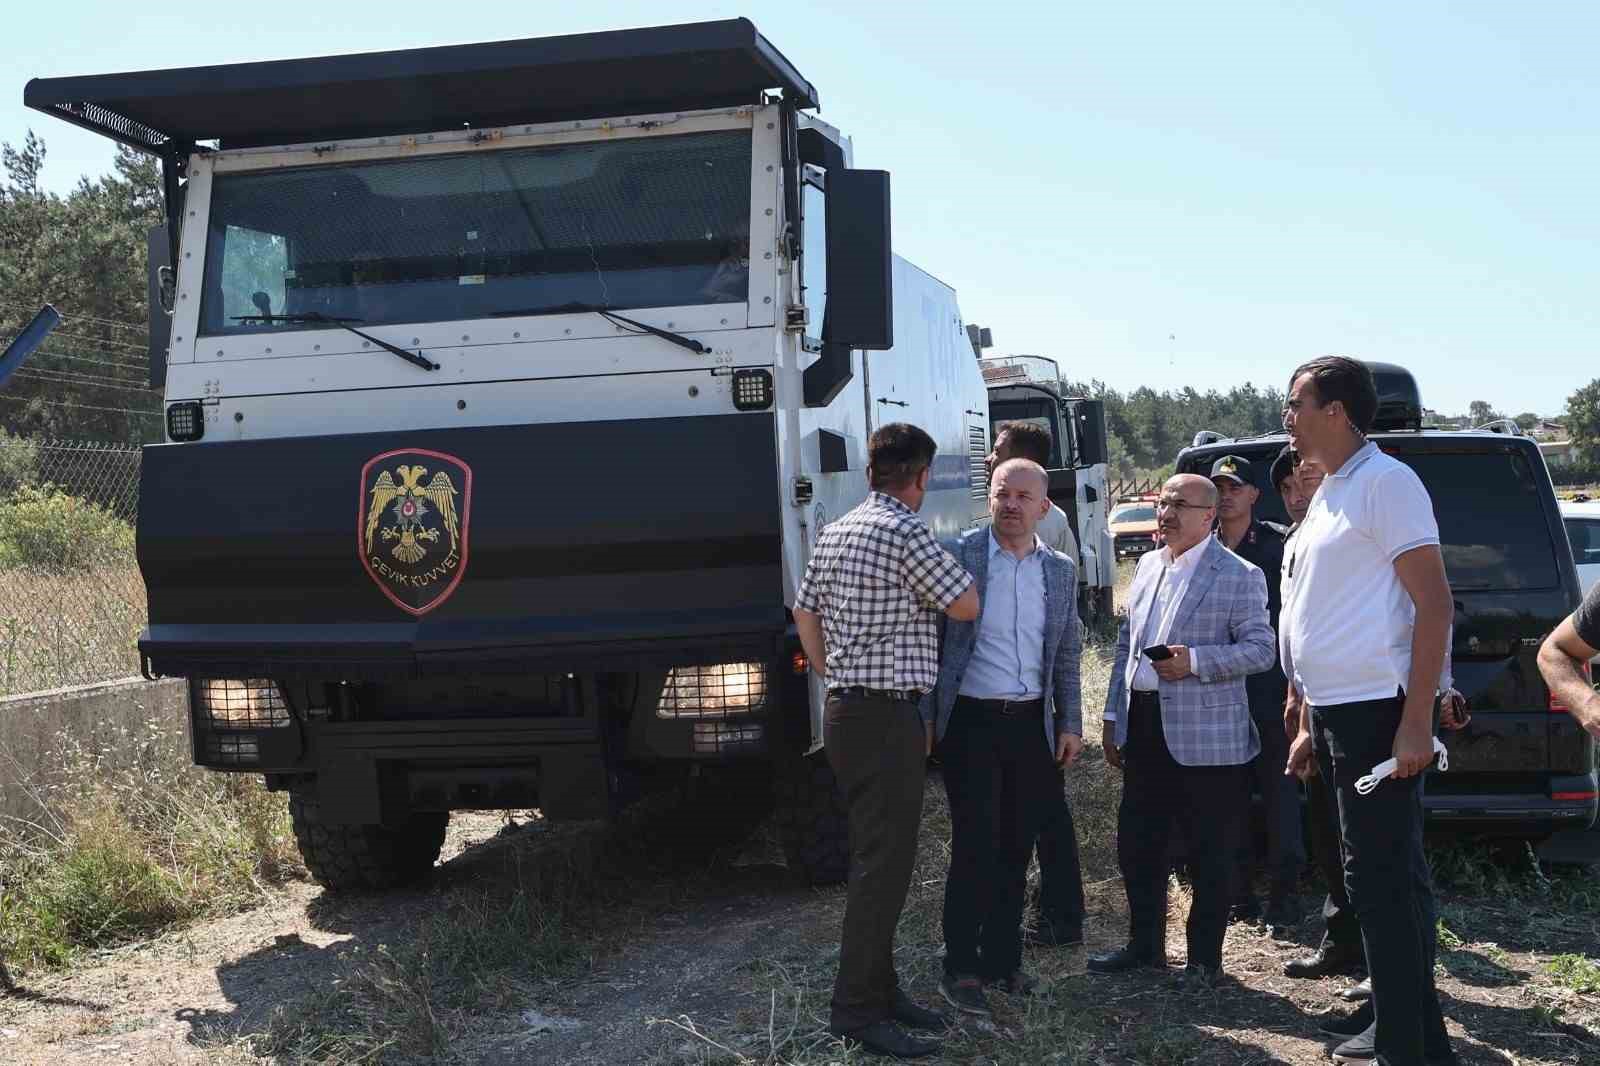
[232,313,440,371]
[490,303,707,355]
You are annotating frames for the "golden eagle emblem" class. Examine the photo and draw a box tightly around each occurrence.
[365,464,461,564]
[357,449,473,616]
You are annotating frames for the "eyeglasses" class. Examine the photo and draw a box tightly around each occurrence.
[1155,498,1209,514]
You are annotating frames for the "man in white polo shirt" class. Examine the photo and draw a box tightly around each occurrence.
[1281,357,1456,1066]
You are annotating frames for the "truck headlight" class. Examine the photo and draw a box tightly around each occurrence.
[193,679,292,727]
[657,662,768,718]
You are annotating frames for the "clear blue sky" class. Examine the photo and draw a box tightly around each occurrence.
[6,1,1595,416]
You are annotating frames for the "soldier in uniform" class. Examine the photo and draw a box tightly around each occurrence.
[1210,455,1302,930]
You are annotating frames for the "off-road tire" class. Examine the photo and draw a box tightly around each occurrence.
[289,792,448,891]
[774,751,849,885]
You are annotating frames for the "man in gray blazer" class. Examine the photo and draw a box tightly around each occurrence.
[1088,473,1275,986]
[921,459,1083,1018]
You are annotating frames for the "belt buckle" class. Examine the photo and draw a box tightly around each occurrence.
[999,698,1018,717]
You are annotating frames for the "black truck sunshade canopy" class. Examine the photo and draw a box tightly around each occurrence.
[24,18,817,154]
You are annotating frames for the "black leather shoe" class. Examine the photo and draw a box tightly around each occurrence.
[1264,895,1302,931]
[984,969,1043,996]
[1318,1001,1373,1037]
[1026,916,1085,947]
[1339,976,1372,1002]
[1086,945,1164,973]
[831,1021,941,1059]
[1173,962,1221,989]
[1229,898,1262,924]
[1284,942,1363,979]
[891,992,948,1030]
[938,974,991,1017]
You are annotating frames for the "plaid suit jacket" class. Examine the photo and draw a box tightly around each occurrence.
[1103,536,1274,766]
[920,529,1082,752]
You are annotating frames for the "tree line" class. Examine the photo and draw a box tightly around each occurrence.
[3,131,1598,473]
[1,133,163,443]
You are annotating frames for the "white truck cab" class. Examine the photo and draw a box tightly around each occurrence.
[979,354,1114,622]
[27,19,992,889]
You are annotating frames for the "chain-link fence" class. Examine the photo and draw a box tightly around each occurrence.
[0,436,144,696]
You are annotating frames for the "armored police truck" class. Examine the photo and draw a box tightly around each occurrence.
[978,354,1114,621]
[26,19,993,889]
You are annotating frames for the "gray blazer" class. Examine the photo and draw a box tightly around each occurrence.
[920,529,1082,752]
[1103,536,1274,766]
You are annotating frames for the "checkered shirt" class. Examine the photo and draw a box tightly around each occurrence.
[794,492,973,693]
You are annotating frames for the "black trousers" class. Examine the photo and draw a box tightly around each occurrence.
[940,697,1057,979]
[1117,692,1246,969]
[824,692,927,1032]
[1237,673,1305,904]
[1306,760,1363,951]
[1312,695,1452,1065]
[1033,764,1086,928]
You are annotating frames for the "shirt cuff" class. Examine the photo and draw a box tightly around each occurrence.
[1189,646,1203,679]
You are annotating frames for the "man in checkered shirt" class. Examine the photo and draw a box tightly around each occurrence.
[794,422,978,1060]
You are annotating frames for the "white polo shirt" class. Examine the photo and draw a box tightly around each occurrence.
[1279,441,1441,706]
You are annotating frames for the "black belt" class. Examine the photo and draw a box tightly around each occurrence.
[1130,690,1160,708]
[956,695,1044,716]
[829,685,924,703]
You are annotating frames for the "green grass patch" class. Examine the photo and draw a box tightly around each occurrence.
[0,717,300,974]
[1546,953,1600,994]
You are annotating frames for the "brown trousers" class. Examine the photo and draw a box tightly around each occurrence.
[824,691,927,1032]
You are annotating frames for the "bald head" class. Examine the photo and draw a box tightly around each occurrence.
[993,458,1049,496]
[1157,473,1218,556]
[1167,473,1218,506]
[989,458,1052,547]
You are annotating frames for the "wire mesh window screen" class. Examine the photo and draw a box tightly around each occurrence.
[193,679,292,727]
[657,662,769,719]
[201,129,755,334]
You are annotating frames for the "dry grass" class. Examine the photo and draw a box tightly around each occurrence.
[0,706,301,974]
[0,564,145,696]
[4,560,1597,1065]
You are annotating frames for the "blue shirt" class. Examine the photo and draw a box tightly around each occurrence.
[959,531,1047,700]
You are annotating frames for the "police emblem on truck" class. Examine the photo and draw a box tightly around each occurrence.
[358,449,472,615]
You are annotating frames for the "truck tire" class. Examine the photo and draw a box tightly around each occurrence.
[775,752,849,885]
[289,792,448,891]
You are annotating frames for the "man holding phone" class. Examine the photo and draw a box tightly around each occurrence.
[920,458,1083,1018]
[1090,474,1276,986]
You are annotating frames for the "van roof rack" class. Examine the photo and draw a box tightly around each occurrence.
[24,18,816,155]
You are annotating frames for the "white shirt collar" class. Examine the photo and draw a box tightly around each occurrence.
[1327,439,1379,480]
[988,528,1044,560]
[1159,534,1210,573]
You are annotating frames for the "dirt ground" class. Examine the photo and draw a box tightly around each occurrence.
[4,561,1598,1064]
[2,781,1597,1066]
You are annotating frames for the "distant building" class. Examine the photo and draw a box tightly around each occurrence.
[1541,439,1575,467]
[1531,420,1568,442]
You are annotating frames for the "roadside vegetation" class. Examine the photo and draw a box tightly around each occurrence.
[2,562,1597,1064]
[0,712,300,972]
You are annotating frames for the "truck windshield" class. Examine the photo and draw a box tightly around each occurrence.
[198,129,752,336]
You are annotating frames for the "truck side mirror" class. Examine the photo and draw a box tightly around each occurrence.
[146,225,173,390]
[1072,399,1108,467]
[824,169,893,350]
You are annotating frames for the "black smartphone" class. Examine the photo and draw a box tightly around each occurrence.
[1142,644,1174,662]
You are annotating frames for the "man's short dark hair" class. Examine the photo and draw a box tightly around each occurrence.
[996,421,1052,466]
[1289,356,1378,434]
[868,423,938,491]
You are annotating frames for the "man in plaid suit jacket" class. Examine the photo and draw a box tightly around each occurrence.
[1088,474,1275,986]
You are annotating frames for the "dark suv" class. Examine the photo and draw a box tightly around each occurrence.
[1176,365,1596,842]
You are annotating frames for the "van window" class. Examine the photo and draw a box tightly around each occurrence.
[1565,517,1600,566]
[1396,451,1559,591]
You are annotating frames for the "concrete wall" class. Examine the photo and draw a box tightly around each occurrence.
[0,676,186,829]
